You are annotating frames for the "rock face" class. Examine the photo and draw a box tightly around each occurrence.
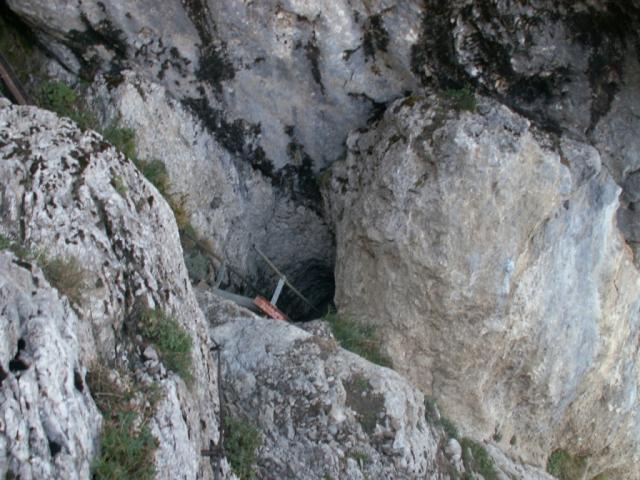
[199,289,552,480]
[87,71,334,318]
[411,0,640,263]
[325,94,640,478]
[0,252,101,479]
[0,103,228,479]
[5,1,640,478]
[7,0,421,172]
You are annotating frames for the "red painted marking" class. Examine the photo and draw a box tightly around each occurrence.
[253,295,288,321]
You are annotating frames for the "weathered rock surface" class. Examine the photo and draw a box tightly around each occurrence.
[411,0,640,263]
[7,0,421,173]
[0,103,229,479]
[325,94,640,478]
[199,288,552,480]
[87,71,334,318]
[0,252,101,480]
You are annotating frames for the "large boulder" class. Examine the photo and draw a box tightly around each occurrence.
[0,103,229,479]
[325,93,640,478]
[411,0,640,263]
[199,289,553,480]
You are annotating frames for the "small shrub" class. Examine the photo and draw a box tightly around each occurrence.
[324,312,391,367]
[0,235,37,261]
[0,233,11,251]
[224,416,261,480]
[92,412,157,480]
[87,365,159,480]
[0,235,86,304]
[103,124,137,160]
[461,438,497,480]
[440,417,459,440]
[183,249,211,284]
[133,158,191,232]
[348,450,369,465]
[40,255,87,305]
[546,449,589,480]
[444,86,476,112]
[138,308,193,382]
[37,80,99,130]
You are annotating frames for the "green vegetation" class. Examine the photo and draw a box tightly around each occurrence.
[92,412,157,480]
[138,308,193,382]
[87,365,160,480]
[344,374,385,435]
[324,311,391,367]
[0,233,38,261]
[100,124,192,232]
[103,124,137,160]
[111,175,128,196]
[37,80,99,130]
[40,255,87,305]
[444,86,476,112]
[135,159,191,232]
[348,450,369,465]
[1,234,87,305]
[224,416,261,480]
[461,438,497,480]
[546,449,589,480]
[440,417,460,440]
[0,233,11,251]
[424,396,459,439]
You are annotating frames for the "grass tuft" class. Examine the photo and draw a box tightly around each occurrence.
[0,233,11,251]
[224,416,261,480]
[138,308,193,383]
[103,124,137,160]
[546,449,589,480]
[1,235,86,306]
[87,365,160,480]
[324,311,391,367]
[92,412,157,480]
[37,80,99,130]
[461,438,498,480]
[40,255,87,305]
[111,175,128,196]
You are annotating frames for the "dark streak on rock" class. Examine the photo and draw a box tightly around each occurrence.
[363,14,389,61]
[305,33,324,95]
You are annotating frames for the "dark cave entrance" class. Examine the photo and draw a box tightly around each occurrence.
[255,259,335,322]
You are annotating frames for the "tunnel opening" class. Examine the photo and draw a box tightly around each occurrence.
[190,239,336,323]
[255,260,335,322]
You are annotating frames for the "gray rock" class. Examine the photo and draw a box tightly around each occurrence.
[7,0,421,172]
[0,104,230,479]
[325,94,640,478]
[87,71,334,318]
[142,346,159,362]
[0,253,101,480]
[203,287,552,479]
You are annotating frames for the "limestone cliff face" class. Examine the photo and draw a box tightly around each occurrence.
[325,93,640,478]
[3,0,640,479]
[86,71,334,318]
[0,103,228,479]
[0,104,554,480]
[6,0,420,172]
